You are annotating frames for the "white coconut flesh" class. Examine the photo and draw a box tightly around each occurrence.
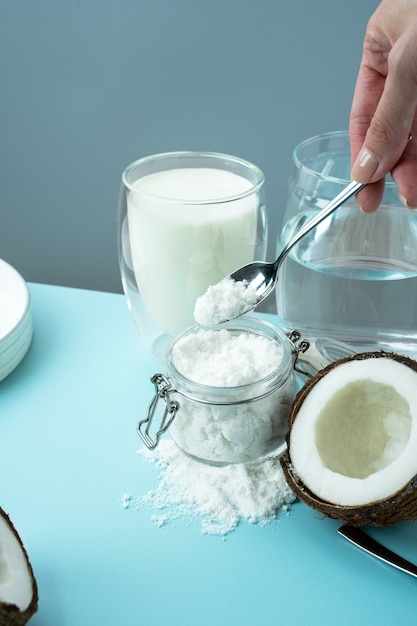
[0,515,33,611]
[289,357,417,507]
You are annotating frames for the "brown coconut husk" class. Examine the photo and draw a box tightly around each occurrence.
[0,509,38,626]
[280,351,417,527]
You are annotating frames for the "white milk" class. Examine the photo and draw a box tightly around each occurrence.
[127,168,259,335]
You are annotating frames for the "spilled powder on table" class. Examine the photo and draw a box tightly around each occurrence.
[125,440,295,536]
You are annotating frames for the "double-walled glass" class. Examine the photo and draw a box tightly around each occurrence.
[118,152,267,361]
[276,131,417,356]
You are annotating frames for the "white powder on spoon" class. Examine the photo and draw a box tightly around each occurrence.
[130,440,295,536]
[194,277,259,326]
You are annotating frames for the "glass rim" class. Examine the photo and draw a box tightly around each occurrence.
[293,130,396,187]
[121,151,265,205]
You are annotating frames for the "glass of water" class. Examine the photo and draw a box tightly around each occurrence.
[276,130,417,356]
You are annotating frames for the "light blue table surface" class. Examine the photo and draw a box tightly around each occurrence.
[1,282,416,625]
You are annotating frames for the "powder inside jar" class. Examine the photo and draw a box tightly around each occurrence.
[168,327,292,465]
[171,328,283,386]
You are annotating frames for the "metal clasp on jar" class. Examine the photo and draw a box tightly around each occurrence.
[287,330,312,377]
[137,373,179,450]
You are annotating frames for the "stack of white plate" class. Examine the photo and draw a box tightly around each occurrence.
[0,259,33,382]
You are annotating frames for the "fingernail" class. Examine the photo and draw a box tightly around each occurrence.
[399,194,408,207]
[399,194,417,209]
[351,148,379,183]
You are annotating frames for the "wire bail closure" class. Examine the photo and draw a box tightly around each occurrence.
[137,373,179,450]
[286,330,311,376]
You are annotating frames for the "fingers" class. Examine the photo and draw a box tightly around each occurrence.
[353,134,417,212]
[391,128,417,207]
[349,64,386,168]
[350,19,417,211]
[351,80,416,184]
[349,64,396,212]
[354,180,386,214]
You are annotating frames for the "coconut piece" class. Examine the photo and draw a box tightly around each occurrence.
[280,351,417,527]
[0,509,38,625]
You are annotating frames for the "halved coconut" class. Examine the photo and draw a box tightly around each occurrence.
[0,509,38,625]
[280,351,417,527]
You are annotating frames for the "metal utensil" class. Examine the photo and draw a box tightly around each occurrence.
[338,524,417,579]
[218,179,365,322]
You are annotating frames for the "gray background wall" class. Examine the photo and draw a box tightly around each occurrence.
[1,0,378,303]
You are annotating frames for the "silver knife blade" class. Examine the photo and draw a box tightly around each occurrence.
[338,524,417,579]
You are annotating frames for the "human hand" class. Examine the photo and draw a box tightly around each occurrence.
[350,0,417,212]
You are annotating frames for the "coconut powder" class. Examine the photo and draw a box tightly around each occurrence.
[129,321,296,535]
[171,327,283,386]
[168,328,293,464]
[194,277,259,326]
[130,440,295,536]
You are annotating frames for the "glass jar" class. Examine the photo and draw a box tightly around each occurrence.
[276,130,417,356]
[117,152,268,362]
[138,318,355,466]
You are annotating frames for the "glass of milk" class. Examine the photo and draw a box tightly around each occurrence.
[118,152,267,361]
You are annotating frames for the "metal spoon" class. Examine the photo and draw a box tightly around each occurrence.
[222,179,365,321]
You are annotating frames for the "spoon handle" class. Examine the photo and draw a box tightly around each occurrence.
[275,179,365,269]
